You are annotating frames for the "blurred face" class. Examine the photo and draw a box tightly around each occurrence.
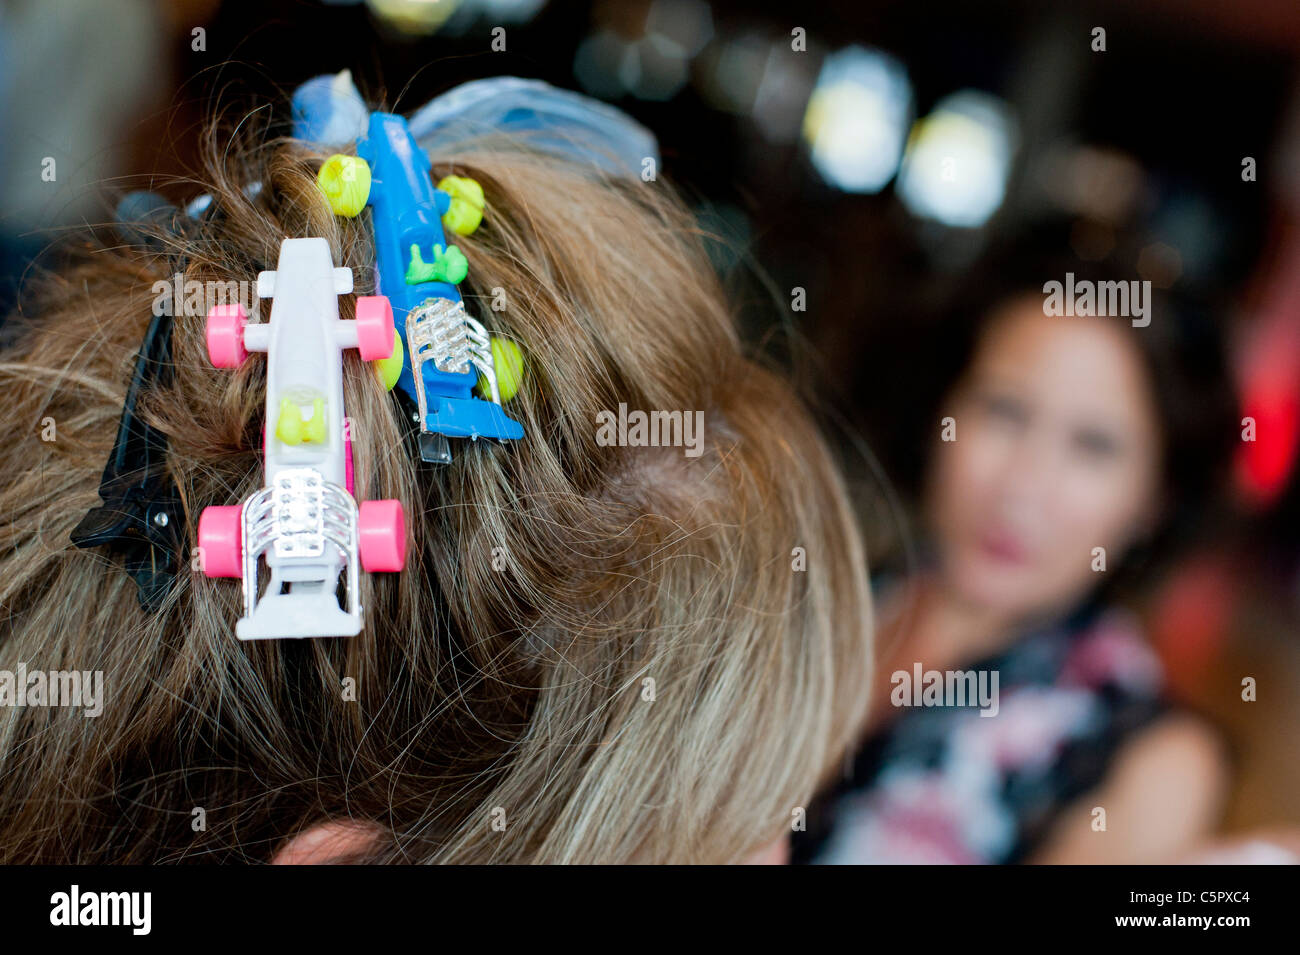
[927,297,1163,621]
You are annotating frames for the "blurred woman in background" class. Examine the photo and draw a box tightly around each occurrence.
[795,233,1241,864]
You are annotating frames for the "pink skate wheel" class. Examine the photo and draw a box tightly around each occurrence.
[354,296,395,361]
[358,499,405,572]
[206,304,249,368]
[198,505,243,578]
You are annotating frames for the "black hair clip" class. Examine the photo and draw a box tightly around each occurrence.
[70,307,183,611]
[69,192,191,611]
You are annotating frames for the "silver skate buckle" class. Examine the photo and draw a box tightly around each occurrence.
[271,467,326,559]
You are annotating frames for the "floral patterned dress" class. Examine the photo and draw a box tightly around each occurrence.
[792,604,1168,864]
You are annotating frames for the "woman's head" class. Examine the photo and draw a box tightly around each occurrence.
[0,110,872,862]
[928,295,1163,618]
[922,236,1236,623]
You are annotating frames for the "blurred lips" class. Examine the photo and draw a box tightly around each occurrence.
[976,527,1031,565]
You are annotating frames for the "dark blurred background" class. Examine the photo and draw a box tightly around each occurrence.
[1,0,1297,836]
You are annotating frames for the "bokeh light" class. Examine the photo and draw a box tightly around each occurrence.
[897,90,1017,228]
[801,45,912,194]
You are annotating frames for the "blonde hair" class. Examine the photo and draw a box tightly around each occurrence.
[0,111,872,863]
